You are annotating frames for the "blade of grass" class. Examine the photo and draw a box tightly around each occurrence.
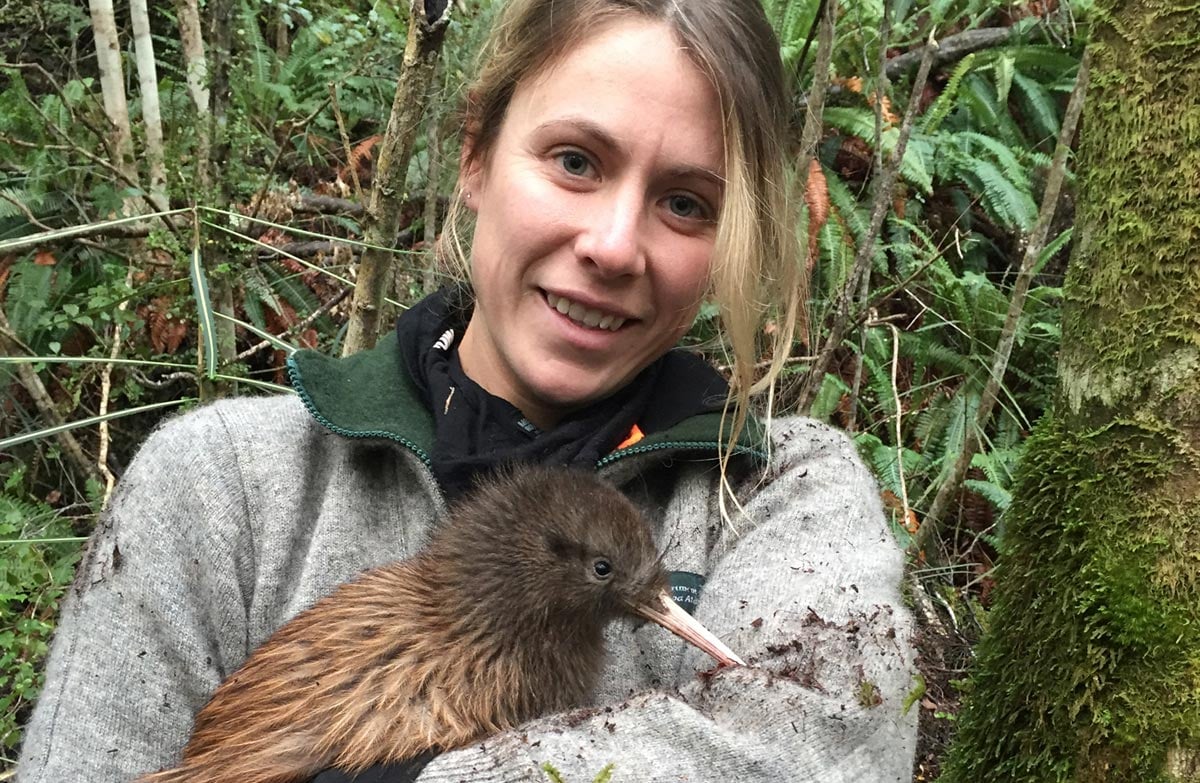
[0,356,192,369]
[213,374,294,395]
[212,311,296,353]
[189,242,217,380]
[0,398,192,450]
[0,208,190,254]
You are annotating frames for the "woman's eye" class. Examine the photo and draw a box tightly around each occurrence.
[666,194,705,220]
[558,151,592,177]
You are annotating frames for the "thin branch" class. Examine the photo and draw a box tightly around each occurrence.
[1,61,114,160]
[0,192,53,231]
[797,0,837,167]
[885,27,1011,79]
[329,82,364,203]
[886,322,910,521]
[230,286,351,363]
[0,308,100,486]
[21,94,175,231]
[246,94,335,225]
[799,28,939,411]
[98,264,135,506]
[910,50,1092,557]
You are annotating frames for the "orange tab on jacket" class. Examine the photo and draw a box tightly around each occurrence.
[616,424,645,451]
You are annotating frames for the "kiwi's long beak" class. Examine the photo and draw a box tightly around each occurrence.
[635,590,745,667]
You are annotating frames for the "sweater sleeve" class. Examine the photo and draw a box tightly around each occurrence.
[16,404,256,783]
[416,417,919,783]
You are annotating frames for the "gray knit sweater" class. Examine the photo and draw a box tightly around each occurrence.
[18,390,916,782]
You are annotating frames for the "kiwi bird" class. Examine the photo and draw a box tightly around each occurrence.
[137,465,743,783]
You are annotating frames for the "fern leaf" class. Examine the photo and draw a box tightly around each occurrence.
[963,478,1012,512]
[923,53,977,134]
[1013,71,1060,145]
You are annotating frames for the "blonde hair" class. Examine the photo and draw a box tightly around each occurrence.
[443,0,806,467]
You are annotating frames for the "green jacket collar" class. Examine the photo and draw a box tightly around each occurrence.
[286,331,766,467]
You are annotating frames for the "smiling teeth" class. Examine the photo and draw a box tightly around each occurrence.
[547,293,626,331]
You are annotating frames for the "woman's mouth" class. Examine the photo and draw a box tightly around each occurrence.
[545,292,627,332]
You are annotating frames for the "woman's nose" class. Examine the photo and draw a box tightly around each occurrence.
[573,186,646,278]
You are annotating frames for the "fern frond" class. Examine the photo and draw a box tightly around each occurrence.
[963,478,1012,512]
[1012,72,1059,145]
[923,53,977,134]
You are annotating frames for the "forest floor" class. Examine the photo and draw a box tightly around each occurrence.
[910,595,973,782]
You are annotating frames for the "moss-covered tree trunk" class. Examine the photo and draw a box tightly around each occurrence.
[939,3,1200,782]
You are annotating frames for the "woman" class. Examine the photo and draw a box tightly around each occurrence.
[18,1,917,781]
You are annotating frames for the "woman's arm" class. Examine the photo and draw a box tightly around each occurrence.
[418,417,918,783]
[17,405,255,783]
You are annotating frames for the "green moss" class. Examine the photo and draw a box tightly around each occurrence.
[1058,1,1200,415]
[939,411,1200,782]
[941,4,1200,778]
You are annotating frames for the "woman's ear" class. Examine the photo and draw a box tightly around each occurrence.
[459,101,485,212]
[458,141,484,213]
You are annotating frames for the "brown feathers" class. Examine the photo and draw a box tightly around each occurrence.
[137,466,738,783]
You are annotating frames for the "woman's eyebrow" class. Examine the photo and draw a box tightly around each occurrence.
[664,164,726,193]
[533,117,621,152]
[533,117,725,191]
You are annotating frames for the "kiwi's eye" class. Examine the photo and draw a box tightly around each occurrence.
[592,558,613,579]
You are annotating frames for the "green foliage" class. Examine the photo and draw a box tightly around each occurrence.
[760,0,819,76]
[0,472,85,755]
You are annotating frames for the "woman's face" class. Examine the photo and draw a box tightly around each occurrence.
[457,18,724,429]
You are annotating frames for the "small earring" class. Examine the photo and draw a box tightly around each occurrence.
[465,191,472,200]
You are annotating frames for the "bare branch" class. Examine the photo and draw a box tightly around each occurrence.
[799,27,939,411]
[885,27,1011,79]
[0,308,100,486]
[329,83,364,203]
[230,287,352,364]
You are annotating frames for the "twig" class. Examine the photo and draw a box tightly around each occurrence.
[0,191,53,231]
[422,69,445,295]
[246,94,336,225]
[716,354,817,375]
[797,0,837,170]
[0,308,99,486]
[229,286,351,363]
[132,369,198,388]
[1,61,114,159]
[799,27,938,411]
[21,94,175,229]
[846,277,871,432]
[329,82,364,203]
[910,50,1091,557]
[98,264,135,507]
[794,0,830,87]
[887,322,910,522]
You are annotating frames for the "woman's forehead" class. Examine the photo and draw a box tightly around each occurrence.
[504,18,725,171]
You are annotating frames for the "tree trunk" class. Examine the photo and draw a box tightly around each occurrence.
[939,3,1200,781]
[176,0,211,191]
[87,0,138,206]
[129,0,168,210]
[342,0,452,356]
